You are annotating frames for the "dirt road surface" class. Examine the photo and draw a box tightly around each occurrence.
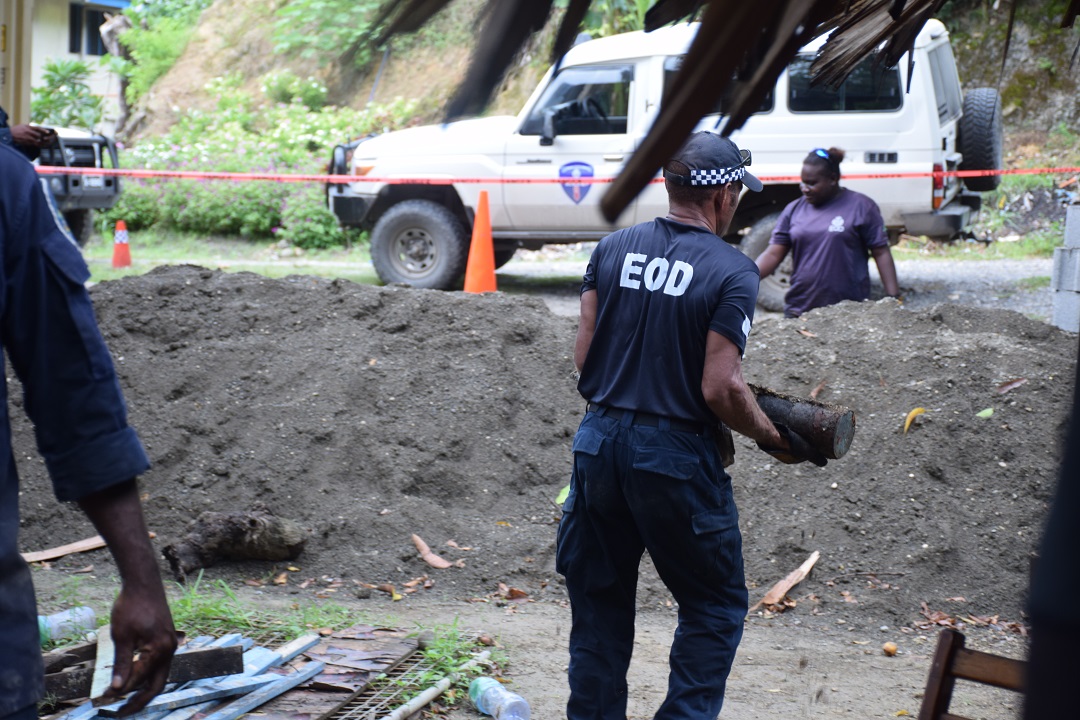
[17,258,1073,719]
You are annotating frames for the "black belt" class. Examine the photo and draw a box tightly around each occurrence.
[587,403,708,435]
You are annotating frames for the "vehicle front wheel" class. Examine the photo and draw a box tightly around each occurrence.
[63,209,94,247]
[739,211,789,312]
[369,200,469,289]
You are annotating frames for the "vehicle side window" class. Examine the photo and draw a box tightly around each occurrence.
[663,56,774,116]
[519,65,633,136]
[927,44,963,124]
[788,54,902,112]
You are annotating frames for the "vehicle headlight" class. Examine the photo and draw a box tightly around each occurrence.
[50,177,63,193]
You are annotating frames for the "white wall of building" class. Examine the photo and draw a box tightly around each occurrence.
[0,0,35,123]
[33,0,126,132]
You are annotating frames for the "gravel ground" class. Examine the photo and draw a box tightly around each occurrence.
[499,246,1057,320]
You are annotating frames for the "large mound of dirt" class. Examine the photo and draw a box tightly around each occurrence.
[11,266,1076,628]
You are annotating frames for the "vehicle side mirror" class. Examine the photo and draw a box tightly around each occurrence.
[540,108,556,146]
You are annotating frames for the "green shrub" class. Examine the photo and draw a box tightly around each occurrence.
[262,70,299,104]
[276,186,355,249]
[261,70,328,110]
[120,16,193,103]
[160,179,288,237]
[117,78,418,247]
[102,179,163,230]
[31,59,103,129]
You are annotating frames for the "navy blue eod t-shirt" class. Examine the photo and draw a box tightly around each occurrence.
[577,217,760,423]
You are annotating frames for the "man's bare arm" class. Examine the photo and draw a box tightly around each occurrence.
[575,289,598,372]
[701,331,785,448]
[78,480,177,717]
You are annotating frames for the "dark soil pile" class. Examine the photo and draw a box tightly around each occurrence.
[11,266,1077,629]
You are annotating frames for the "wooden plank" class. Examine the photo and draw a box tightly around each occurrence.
[95,673,282,717]
[44,641,98,669]
[168,646,245,684]
[43,652,84,674]
[243,647,285,676]
[90,624,116,700]
[22,532,154,563]
[45,664,95,703]
[155,646,286,720]
[23,536,107,563]
[197,662,325,720]
[275,633,321,663]
[54,698,100,720]
[248,689,351,720]
[951,647,1026,692]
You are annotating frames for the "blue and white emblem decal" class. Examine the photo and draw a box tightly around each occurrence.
[559,162,593,204]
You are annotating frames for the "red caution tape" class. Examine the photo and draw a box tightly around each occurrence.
[33,164,1080,185]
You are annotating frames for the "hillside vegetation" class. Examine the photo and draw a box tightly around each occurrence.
[101,0,1077,250]
[131,0,1079,137]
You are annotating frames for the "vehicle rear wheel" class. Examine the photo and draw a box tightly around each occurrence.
[370,200,469,289]
[739,211,789,312]
[63,209,94,247]
[958,88,1003,193]
[493,247,517,269]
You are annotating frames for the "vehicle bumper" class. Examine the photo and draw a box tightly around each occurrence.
[328,191,371,227]
[43,173,120,211]
[902,199,976,239]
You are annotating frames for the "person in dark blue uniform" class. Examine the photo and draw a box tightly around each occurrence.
[558,131,824,720]
[1024,331,1080,719]
[0,145,176,720]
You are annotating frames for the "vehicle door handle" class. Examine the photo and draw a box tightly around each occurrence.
[517,159,551,164]
[603,154,625,162]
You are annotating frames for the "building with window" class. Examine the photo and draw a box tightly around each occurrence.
[0,0,128,132]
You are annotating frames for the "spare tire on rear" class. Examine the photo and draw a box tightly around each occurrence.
[957,87,1003,192]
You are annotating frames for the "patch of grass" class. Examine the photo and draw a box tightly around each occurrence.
[82,229,377,285]
[1016,275,1052,291]
[893,223,1063,260]
[169,573,357,643]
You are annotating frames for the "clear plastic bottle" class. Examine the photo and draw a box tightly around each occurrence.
[468,677,530,720]
[38,606,96,645]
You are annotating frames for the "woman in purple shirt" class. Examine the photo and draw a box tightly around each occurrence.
[757,148,900,317]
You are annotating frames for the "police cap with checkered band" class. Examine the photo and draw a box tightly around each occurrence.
[664,131,762,192]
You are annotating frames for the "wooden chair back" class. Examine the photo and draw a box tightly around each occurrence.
[918,628,1026,720]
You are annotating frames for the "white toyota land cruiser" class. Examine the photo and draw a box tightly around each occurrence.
[327,19,1001,307]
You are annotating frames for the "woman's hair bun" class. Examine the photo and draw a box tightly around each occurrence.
[827,147,846,164]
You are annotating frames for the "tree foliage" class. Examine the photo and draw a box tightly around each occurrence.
[31,59,103,129]
[557,0,651,38]
[273,0,381,66]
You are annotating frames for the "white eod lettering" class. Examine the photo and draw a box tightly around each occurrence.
[619,253,694,296]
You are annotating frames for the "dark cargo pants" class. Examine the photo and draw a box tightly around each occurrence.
[556,409,748,720]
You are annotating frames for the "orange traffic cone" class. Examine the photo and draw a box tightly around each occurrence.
[463,190,496,293]
[111,220,131,268]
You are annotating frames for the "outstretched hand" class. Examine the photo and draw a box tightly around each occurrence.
[756,423,828,467]
[95,584,178,716]
[10,124,56,148]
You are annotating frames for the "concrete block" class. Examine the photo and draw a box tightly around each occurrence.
[1052,288,1080,332]
[1067,204,1080,248]
[1051,246,1080,292]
